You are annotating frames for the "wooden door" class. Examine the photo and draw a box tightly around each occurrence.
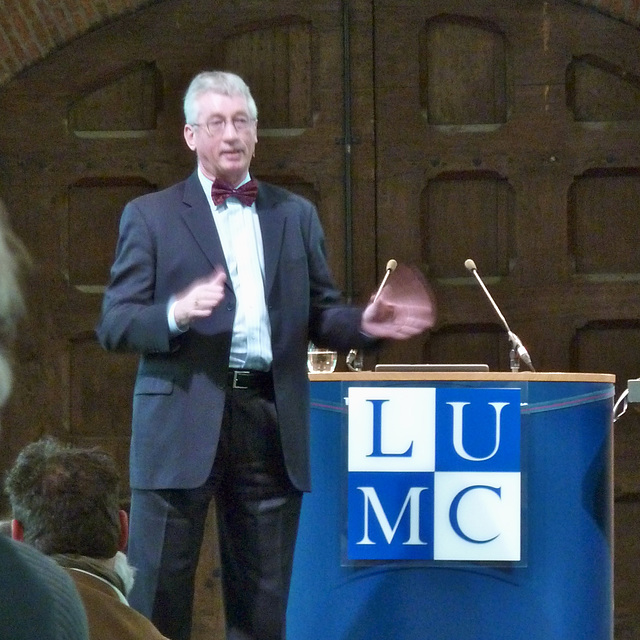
[0,0,367,636]
[374,0,640,380]
[374,6,640,633]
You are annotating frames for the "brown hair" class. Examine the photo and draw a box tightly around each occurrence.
[5,437,122,558]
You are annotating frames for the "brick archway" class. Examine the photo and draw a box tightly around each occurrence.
[0,0,156,84]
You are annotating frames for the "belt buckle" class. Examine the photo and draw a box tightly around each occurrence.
[231,370,250,390]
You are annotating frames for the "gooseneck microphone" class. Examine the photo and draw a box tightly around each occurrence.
[464,259,535,372]
[373,259,398,302]
[347,259,398,372]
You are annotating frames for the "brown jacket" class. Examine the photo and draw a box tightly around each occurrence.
[67,569,169,640]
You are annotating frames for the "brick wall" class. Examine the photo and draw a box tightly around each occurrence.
[0,0,639,86]
[0,0,155,84]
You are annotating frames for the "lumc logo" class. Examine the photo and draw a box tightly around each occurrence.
[347,386,521,562]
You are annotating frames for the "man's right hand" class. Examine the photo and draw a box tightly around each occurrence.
[173,267,227,329]
[360,263,436,339]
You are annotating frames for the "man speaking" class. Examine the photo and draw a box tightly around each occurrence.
[97,70,435,640]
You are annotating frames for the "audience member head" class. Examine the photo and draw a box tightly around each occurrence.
[5,437,127,559]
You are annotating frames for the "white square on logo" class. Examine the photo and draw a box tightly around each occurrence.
[348,387,436,472]
[433,471,521,561]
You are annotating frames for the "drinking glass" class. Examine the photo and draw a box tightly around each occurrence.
[307,342,338,373]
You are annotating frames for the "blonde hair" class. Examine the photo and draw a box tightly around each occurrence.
[0,200,29,408]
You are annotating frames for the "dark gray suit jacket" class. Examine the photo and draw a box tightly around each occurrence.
[96,172,372,492]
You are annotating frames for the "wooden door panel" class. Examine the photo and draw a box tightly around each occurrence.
[421,16,507,126]
[424,171,513,279]
[569,169,640,275]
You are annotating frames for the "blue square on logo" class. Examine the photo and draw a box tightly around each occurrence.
[435,387,521,472]
[347,471,435,560]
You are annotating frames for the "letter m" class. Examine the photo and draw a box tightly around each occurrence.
[356,486,428,546]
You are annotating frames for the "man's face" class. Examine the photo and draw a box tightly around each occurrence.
[184,91,257,186]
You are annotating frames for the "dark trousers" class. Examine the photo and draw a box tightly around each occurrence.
[127,379,303,640]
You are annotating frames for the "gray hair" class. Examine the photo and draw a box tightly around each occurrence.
[183,71,258,124]
[0,201,29,409]
[5,437,122,558]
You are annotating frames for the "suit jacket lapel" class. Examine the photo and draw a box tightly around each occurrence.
[180,172,231,285]
[255,183,286,299]
[179,174,285,298]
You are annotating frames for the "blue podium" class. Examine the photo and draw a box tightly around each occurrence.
[287,371,614,640]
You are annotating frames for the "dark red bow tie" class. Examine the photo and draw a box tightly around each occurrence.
[211,178,258,207]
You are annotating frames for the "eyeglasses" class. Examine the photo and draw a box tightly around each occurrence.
[190,116,255,136]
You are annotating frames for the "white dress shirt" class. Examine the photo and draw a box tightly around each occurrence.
[169,169,273,370]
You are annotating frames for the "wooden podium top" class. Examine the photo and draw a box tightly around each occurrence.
[309,371,615,383]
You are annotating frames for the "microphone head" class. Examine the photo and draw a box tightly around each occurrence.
[386,259,398,272]
[464,258,477,272]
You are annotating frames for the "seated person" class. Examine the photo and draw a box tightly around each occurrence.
[5,437,169,640]
[0,534,90,640]
[0,200,89,640]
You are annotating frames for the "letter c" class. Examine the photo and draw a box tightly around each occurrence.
[449,485,501,544]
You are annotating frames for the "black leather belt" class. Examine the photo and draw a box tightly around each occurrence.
[227,369,273,391]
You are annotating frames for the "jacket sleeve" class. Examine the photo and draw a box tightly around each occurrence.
[304,200,378,352]
[96,199,174,354]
